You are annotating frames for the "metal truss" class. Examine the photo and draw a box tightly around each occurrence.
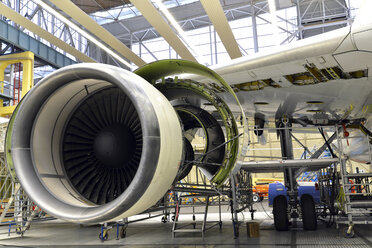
[0,0,88,62]
[0,0,359,72]
[297,0,351,38]
[110,1,296,65]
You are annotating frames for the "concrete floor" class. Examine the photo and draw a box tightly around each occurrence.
[0,204,371,247]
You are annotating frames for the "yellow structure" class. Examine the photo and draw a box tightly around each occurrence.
[0,51,34,117]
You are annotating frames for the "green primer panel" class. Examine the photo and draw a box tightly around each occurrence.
[135,59,246,186]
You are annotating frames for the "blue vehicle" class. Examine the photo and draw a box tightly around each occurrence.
[268,170,320,231]
[268,181,320,207]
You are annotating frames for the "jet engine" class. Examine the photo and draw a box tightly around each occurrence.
[5,60,247,224]
[6,63,183,224]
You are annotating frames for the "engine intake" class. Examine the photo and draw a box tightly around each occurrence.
[62,87,143,205]
[6,64,183,223]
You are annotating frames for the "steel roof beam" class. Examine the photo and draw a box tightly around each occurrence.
[0,2,95,63]
[47,0,145,67]
[129,0,197,62]
[200,0,242,59]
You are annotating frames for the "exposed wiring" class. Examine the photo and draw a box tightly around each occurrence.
[258,200,274,219]
[240,211,246,222]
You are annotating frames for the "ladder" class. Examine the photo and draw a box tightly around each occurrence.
[172,193,222,238]
[336,126,372,236]
[12,63,22,105]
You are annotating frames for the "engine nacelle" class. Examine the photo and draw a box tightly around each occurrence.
[6,60,248,224]
[6,63,183,223]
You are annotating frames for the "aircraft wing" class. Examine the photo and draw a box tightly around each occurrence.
[189,0,372,123]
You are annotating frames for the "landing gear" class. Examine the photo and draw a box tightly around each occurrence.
[275,119,294,232]
[301,195,317,230]
[273,196,289,231]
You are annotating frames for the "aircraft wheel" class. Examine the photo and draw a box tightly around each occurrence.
[301,194,317,230]
[273,196,289,231]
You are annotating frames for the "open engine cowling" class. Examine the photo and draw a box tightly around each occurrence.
[6,63,183,224]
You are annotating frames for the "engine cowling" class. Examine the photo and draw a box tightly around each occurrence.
[6,63,183,223]
[6,59,248,224]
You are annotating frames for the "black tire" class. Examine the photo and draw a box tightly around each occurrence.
[273,196,289,231]
[252,194,260,202]
[301,194,317,230]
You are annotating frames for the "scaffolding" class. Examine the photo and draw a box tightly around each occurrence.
[0,121,47,237]
[0,51,34,117]
[0,151,50,237]
[0,51,44,237]
[237,123,371,233]
[334,126,372,237]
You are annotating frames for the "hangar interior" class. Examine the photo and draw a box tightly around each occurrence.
[0,0,372,247]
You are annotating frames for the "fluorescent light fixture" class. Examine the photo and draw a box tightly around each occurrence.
[152,0,209,64]
[32,0,136,70]
[268,0,280,46]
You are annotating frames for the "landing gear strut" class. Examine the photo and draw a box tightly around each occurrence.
[274,119,300,231]
[272,118,318,231]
